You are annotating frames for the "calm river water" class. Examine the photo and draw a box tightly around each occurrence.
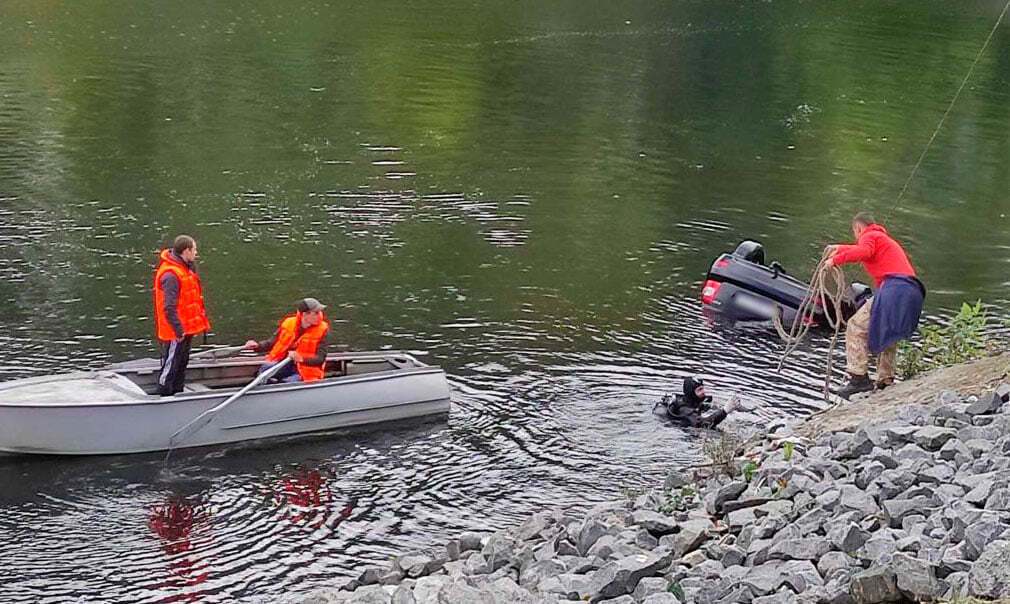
[0,1,1008,602]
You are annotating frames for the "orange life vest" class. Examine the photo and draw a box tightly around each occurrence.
[266,312,330,382]
[153,249,211,340]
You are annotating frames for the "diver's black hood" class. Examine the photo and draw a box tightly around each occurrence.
[683,377,705,406]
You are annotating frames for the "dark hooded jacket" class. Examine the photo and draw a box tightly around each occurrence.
[663,377,728,429]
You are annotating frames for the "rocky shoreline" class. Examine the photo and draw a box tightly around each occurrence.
[303,358,1010,604]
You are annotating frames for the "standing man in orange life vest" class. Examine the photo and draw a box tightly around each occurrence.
[243,298,331,383]
[153,235,211,396]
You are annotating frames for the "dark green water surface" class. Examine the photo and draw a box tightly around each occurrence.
[0,1,1007,601]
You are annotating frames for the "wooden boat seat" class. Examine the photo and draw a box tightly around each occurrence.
[184,383,213,393]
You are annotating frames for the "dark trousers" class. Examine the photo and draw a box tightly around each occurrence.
[159,336,193,396]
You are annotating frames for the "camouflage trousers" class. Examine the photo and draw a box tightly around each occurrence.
[845,297,896,382]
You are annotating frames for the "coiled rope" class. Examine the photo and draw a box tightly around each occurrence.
[773,248,849,401]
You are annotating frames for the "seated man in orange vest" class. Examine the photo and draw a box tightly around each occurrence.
[243,298,331,383]
[154,234,211,396]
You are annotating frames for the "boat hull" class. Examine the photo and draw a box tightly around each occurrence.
[0,360,451,455]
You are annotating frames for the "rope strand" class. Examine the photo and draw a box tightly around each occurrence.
[889,0,1010,216]
[773,248,849,401]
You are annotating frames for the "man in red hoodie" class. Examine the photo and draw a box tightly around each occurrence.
[827,212,925,398]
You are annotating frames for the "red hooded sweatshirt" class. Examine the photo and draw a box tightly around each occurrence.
[831,224,915,288]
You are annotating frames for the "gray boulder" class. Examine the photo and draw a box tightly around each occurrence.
[894,443,932,463]
[397,553,435,579]
[706,480,748,514]
[411,576,451,604]
[391,584,415,604]
[767,538,832,562]
[538,572,590,599]
[722,545,746,568]
[752,592,797,604]
[860,534,898,565]
[964,520,1005,560]
[727,507,758,530]
[836,430,875,460]
[839,485,881,519]
[779,559,824,593]
[881,425,919,446]
[587,535,619,560]
[829,523,870,553]
[912,426,957,451]
[434,582,487,604]
[459,532,483,552]
[516,511,554,542]
[969,540,1010,599]
[966,438,995,458]
[882,497,938,528]
[967,390,1002,415]
[850,566,901,603]
[941,544,972,575]
[578,518,610,556]
[916,463,956,485]
[891,552,941,600]
[586,550,675,602]
[302,588,354,603]
[669,519,711,557]
[629,510,678,537]
[632,577,669,601]
[985,487,1010,511]
[855,462,885,490]
[635,528,659,550]
[740,562,790,595]
[817,551,855,580]
[519,559,565,589]
[347,585,391,604]
[938,437,971,463]
[481,534,515,572]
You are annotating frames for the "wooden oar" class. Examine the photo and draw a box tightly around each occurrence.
[167,357,293,451]
[190,344,247,360]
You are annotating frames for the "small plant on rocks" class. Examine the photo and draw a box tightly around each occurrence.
[667,581,686,601]
[740,459,758,482]
[619,485,646,508]
[657,485,698,514]
[702,431,741,477]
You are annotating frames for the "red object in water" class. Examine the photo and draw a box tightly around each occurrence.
[148,495,211,600]
[701,280,722,305]
[280,468,334,528]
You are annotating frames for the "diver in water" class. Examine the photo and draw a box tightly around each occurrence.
[656,376,738,429]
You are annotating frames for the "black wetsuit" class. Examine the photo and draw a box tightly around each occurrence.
[659,376,728,429]
[663,395,728,429]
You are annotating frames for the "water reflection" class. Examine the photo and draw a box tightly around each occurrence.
[266,464,355,531]
[148,494,212,600]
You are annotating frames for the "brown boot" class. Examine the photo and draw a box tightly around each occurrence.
[838,374,873,399]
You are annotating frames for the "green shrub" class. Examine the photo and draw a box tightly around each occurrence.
[899,300,989,379]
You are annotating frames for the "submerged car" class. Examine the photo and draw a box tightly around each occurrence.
[701,240,870,326]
